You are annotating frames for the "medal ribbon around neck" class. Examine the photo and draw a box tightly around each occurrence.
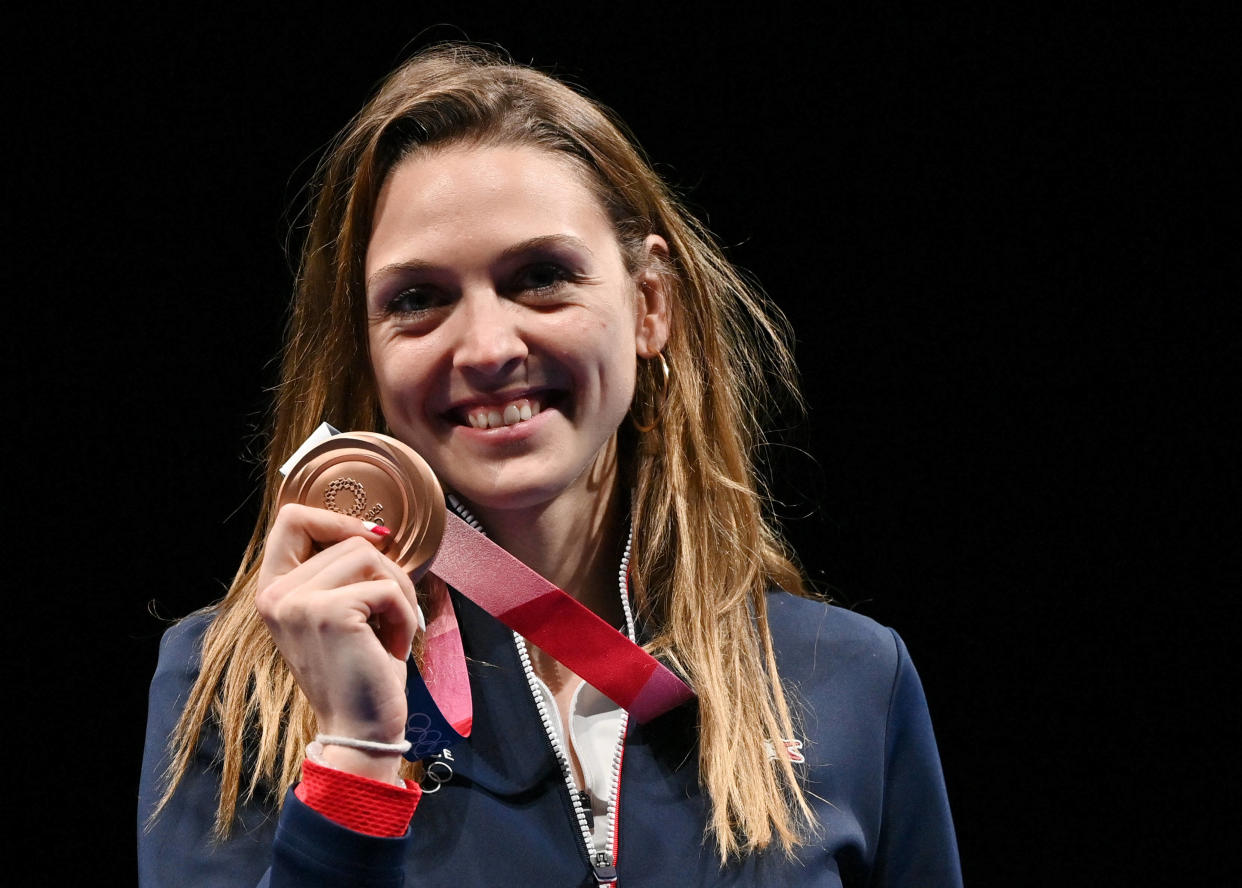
[277,425,695,761]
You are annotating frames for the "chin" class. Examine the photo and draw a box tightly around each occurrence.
[449,481,565,517]
[445,452,614,520]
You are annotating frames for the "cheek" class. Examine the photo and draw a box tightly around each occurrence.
[368,344,397,409]
[369,345,427,424]
[592,333,640,415]
[560,318,636,387]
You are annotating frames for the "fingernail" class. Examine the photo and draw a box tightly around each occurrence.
[362,521,391,537]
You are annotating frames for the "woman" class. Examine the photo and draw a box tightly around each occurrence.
[139,44,961,886]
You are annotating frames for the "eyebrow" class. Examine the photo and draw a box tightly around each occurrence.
[366,234,595,290]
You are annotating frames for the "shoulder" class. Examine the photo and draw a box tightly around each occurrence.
[158,610,213,663]
[765,589,903,676]
[764,590,912,726]
[149,611,215,702]
[161,609,214,648]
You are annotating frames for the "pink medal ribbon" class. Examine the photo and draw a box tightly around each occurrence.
[278,427,695,761]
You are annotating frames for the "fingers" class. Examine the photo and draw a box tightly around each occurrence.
[259,574,420,663]
[257,503,424,659]
[264,503,393,576]
[359,579,423,661]
[277,535,412,600]
[260,503,417,603]
[327,577,423,662]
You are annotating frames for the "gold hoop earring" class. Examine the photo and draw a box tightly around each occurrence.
[630,353,671,433]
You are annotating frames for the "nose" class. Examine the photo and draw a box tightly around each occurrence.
[450,291,528,380]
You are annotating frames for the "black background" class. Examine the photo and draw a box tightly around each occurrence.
[10,5,1233,885]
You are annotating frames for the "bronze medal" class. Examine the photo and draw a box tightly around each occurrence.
[277,432,445,579]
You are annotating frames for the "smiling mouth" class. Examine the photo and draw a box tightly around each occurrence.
[461,396,545,430]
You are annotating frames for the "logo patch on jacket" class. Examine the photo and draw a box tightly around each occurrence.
[765,738,805,764]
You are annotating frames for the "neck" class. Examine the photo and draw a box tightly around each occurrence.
[456,441,627,627]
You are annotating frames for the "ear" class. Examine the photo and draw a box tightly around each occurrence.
[634,234,671,358]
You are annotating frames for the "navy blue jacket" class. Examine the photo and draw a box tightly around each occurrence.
[139,590,961,886]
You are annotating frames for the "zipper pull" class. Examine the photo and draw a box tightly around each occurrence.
[592,851,617,884]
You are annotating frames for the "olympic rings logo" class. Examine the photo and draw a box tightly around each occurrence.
[405,712,446,757]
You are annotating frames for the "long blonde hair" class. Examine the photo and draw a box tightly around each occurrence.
[157,43,816,861]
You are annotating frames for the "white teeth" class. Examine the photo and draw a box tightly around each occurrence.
[466,397,542,429]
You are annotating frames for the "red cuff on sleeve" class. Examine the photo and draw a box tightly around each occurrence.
[295,758,422,837]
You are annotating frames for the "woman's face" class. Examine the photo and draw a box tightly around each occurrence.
[364,143,668,518]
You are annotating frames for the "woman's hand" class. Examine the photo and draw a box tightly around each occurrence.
[255,503,421,781]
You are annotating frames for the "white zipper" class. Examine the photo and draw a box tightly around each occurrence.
[512,635,607,878]
[448,496,633,885]
[603,710,629,881]
[603,528,636,878]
